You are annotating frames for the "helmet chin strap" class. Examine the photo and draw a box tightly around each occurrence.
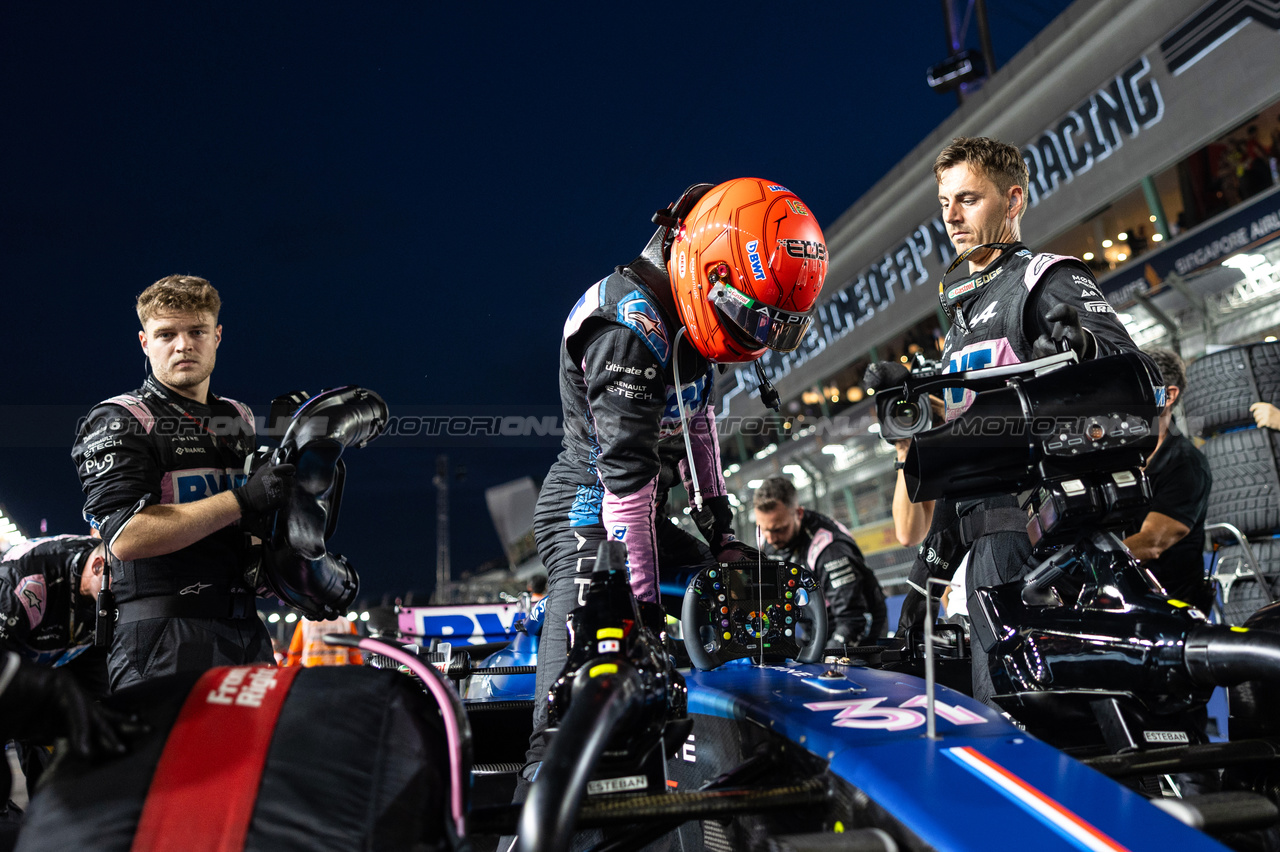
[672,327,703,511]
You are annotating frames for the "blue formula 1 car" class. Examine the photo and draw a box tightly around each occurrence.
[436,352,1280,852]
[438,536,1280,852]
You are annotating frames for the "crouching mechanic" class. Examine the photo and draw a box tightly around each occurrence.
[523,179,829,792]
[754,477,886,645]
[0,535,109,695]
[879,137,1149,705]
[72,275,295,691]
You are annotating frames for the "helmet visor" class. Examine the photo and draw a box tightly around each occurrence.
[709,282,813,353]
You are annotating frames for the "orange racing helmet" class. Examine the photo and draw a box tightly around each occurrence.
[666,178,828,363]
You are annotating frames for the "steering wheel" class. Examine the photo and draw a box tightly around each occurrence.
[681,554,827,670]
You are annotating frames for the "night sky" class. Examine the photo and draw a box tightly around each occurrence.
[1,3,1072,602]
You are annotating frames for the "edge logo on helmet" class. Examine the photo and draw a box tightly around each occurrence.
[776,239,828,262]
[746,240,767,281]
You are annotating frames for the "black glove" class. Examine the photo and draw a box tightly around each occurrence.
[690,495,735,556]
[0,654,130,760]
[233,460,297,515]
[1031,303,1092,359]
[714,541,765,564]
[862,360,911,392]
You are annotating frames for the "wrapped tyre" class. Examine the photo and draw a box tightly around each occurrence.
[17,665,450,852]
[1184,342,1280,436]
[1203,428,1280,538]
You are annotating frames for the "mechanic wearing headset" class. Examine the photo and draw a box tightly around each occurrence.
[521,178,829,793]
[866,137,1147,704]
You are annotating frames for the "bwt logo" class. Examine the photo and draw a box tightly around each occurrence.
[406,604,522,645]
[169,468,247,503]
[746,240,767,281]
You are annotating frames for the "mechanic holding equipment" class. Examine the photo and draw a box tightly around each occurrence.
[71,275,296,691]
[866,137,1148,705]
[521,179,829,794]
[753,476,887,646]
[1122,348,1214,613]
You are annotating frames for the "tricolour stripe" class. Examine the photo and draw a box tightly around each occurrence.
[944,746,1131,852]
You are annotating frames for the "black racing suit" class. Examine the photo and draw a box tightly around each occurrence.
[765,510,886,644]
[0,535,105,693]
[0,534,108,791]
[71,374,272,691]
[525,258,732,779]
[935,245,1145,704]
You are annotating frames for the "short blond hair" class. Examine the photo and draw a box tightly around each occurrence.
[136,275,221,326]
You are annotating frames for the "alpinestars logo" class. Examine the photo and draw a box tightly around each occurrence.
[179,582,213,595]
[628,310,664,342]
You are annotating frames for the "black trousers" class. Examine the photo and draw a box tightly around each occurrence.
[108,615,274,692]
[521,485,712,787]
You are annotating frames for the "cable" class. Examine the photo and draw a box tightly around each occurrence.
[671,328,703,511]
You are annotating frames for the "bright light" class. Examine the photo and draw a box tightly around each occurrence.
[821,444,843,455]
[783,421,791,430]
[1083,252,1095,261]
[361,612,370,622]
[868,423,882,434]
[1117,253,1127,261]
[1117,232,1128,241]
[782,464,811,488]
[682,506,692,514]
[1149,215,1158,222]
[268,613,280,623]
[1102,239,1113,248]
[754,443,778,460]
[728,463,740,474]
[747,479,764,489]
[1268,336,1278,343]
[1151,233,1163,242]
[285,613,298,623]
[347,611,359,621]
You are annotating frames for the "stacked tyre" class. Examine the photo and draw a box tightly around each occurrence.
[1184,342,1280,625]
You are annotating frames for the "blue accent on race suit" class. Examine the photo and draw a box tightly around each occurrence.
[946,348,994,406]
[569,483,604,527]
[615,290,671,367]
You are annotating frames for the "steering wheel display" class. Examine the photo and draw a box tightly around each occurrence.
[681,556,827,669]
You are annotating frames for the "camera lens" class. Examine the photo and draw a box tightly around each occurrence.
[890,401,920,428]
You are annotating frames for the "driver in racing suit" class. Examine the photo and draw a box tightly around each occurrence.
[522,179,829,793]
[869,137,1149,705]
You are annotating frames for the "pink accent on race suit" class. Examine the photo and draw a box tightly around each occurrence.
[943,337,1020,420]
[677,402,726,499]
[104,394,155,433]
[14,574,47,629]
[221,397,254,428]
[564,280,604,340]
[806,529,833,570]
[1022,253,1072,291]
[603,478,660,603]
